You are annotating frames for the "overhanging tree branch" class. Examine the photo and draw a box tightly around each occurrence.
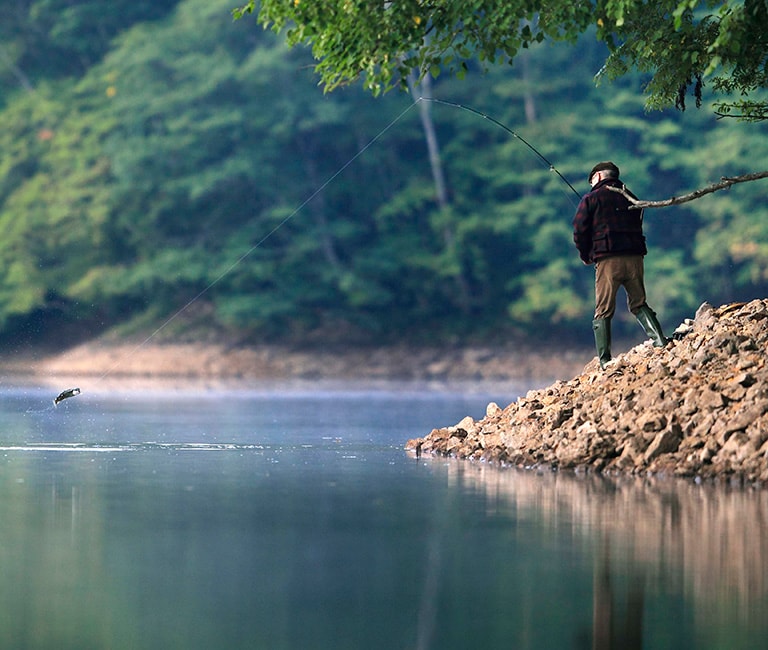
[607,171,768,208]
[236,1,768,118]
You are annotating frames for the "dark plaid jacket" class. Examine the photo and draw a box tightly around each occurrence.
[572,178,647,264]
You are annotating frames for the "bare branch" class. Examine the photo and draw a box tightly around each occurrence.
[715,111,768,122]
[607,171,768,208]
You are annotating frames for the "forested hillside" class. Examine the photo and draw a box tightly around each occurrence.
[0,0,766,348]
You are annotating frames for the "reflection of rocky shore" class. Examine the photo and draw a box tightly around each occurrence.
[439,460,768,631]
[408,299,768,486]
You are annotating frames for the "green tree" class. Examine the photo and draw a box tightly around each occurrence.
[0,78,119,333]
[0,0,180,100]
[234,0,768,120]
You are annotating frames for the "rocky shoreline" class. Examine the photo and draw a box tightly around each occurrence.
[407,299,768,488]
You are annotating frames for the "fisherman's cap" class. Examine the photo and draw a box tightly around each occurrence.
[589,161,620,181]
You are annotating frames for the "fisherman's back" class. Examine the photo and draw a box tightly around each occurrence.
[573,178,647,263]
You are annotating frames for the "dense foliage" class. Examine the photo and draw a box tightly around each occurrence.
[0,0,766,347]
[235,0,768,120]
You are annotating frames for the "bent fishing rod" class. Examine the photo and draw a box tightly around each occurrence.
[419,97,582,203]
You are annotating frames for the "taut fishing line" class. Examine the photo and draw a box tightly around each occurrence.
[49,96,581,399]
[89,99,422,386]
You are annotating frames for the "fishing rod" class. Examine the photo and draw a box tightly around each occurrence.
[419,97,582,202]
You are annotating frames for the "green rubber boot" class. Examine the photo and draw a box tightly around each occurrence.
[592,318,612,369]
[635,304,669,347]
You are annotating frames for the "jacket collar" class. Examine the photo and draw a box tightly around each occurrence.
[592,178,622,191]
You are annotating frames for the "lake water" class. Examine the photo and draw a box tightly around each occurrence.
[1,379,766,649]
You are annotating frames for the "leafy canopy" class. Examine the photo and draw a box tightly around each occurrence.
[234,0,768,119]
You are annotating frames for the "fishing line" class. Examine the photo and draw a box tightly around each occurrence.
[54,95,582,393]
[91,99,422,384]
[420,97,582,205]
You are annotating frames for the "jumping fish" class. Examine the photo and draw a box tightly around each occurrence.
[54,387,81,406]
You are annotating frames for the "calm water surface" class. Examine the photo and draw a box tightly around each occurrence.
[0,379,767,649]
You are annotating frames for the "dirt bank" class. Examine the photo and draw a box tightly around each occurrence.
[407,299,768,487]
[0,339,594,384]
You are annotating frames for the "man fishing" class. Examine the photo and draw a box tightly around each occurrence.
[573,161,669,369]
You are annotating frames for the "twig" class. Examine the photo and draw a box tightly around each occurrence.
[607,171,768,208]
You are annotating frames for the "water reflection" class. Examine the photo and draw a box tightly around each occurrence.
[592,538,644,650]
[436,460,768,648]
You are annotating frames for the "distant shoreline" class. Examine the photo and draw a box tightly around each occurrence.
[0,340,596,386]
